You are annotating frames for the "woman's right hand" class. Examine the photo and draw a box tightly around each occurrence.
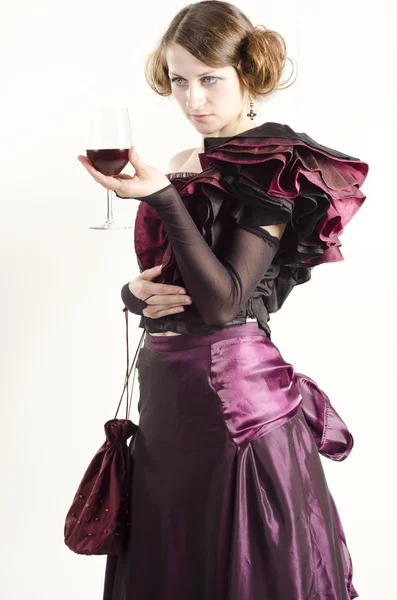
[129,264,193,319]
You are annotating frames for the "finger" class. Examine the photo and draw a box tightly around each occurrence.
[141,264,164,275]
[139,264,165,283]
[139,266,186,291]
[113,174,133,181]
[145,295,191,305]
[77,155,90,164]
[152,284,189,296]
[128,146,147,175]
[139,272,187,295]
[78,155,134,195]
[78,155,117,190]
[143,305,185,319]
[139,284,189,299]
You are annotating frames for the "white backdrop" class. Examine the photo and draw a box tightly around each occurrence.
[0,1,394,599]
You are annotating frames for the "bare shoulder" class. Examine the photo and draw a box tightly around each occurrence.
[260,223,288,239]
[166,147,197,173]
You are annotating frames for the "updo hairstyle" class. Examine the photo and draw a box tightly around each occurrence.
[144,0,296,102]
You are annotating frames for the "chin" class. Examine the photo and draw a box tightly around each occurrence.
[190,117,216,127]
[193,121,214,126]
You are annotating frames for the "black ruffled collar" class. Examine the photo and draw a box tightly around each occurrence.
[135,121,368,333]
[202,121,361,160]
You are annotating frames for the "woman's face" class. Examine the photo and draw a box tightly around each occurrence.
[165,43,252,139]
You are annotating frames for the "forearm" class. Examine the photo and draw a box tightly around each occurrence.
[141,184,279,324]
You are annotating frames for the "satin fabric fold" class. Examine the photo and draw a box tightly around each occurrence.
[208,330,353,462]
[103,323,358,600]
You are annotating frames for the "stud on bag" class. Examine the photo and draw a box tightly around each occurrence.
[64,308,145,555]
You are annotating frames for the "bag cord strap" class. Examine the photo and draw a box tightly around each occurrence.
[114,308,146,421]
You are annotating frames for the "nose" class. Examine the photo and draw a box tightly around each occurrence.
[186,82,207,111]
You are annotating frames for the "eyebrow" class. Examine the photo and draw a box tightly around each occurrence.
[168,70,217,78]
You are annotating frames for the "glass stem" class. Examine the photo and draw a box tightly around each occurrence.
[107,189,114,223]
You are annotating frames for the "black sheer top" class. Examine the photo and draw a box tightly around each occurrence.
[120,122,369,338]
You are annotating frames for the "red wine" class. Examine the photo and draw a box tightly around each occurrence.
[86,148,129,176]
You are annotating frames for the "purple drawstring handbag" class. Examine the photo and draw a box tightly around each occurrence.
[64,308,145,555]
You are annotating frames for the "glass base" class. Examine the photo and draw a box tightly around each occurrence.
[89,220,132,230]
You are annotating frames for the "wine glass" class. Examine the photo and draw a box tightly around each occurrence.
[86,108,133,230]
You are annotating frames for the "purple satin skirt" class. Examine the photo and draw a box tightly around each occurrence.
[103,322,358,600]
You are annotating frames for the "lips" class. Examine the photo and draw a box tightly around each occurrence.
[191,114,213,120]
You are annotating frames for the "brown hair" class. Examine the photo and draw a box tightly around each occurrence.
[144,0,296,102]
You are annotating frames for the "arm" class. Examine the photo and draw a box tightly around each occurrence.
[136,183,286,325]
[121,150,197,315]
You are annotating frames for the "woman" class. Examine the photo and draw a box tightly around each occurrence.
[79,2,368,598]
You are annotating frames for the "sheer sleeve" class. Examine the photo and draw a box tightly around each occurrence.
[122,123,369,321]
[119,183,281,325]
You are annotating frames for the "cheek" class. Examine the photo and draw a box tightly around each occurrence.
[172,88,187,105]
[223,81,243,101]
[211,81,241,105]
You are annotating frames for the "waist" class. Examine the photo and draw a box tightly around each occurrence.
[144,321,266,352]
[147,316,258,337]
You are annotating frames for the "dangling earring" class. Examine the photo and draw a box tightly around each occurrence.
[247,99,257,120]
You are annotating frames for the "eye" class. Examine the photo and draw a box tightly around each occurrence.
[170,77,185,85]
[170,76,219,86]
[201,76,218,84]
